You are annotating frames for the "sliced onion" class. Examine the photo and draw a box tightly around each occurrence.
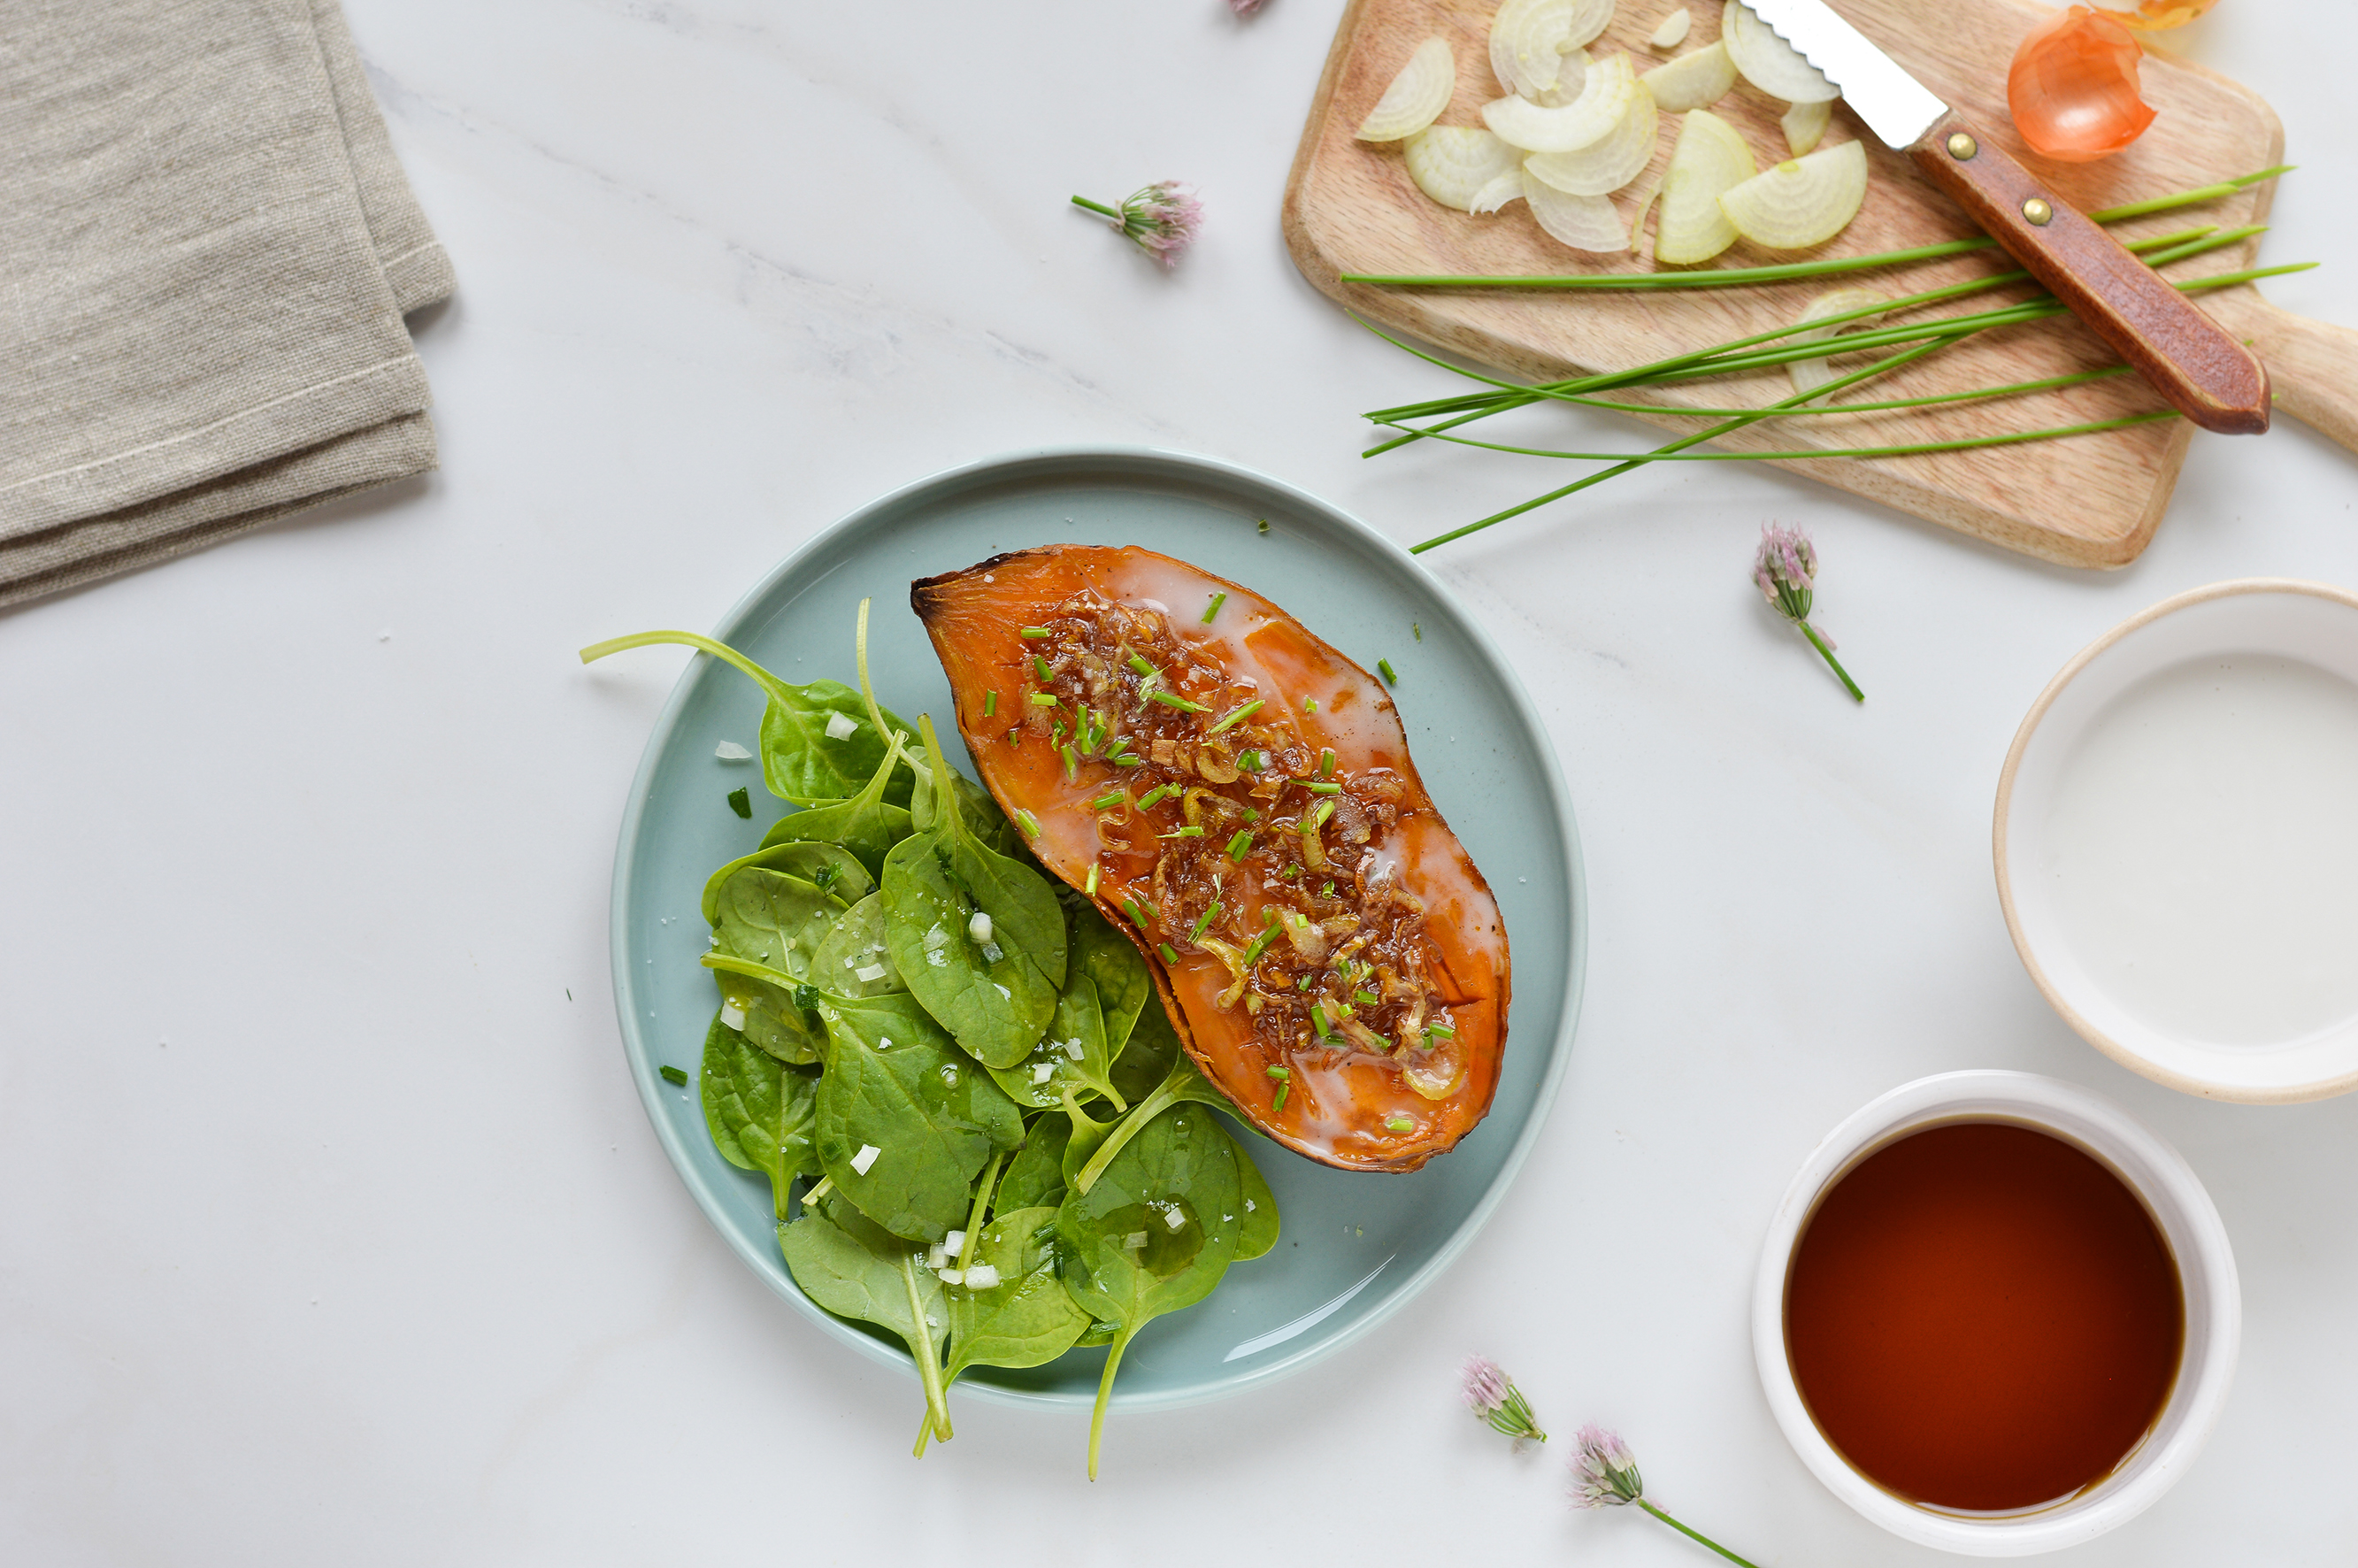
[1650,7,1694,48]
[1521,167,1629,252]
[1403,125,1524,211]
[1781,96,1833,157]
[1640,38,1736,111]
[1627,175,1663,255]
[1468,167,1527,213]
[1654,108,1754,264]
[1482,51,1638,152]
[1533,45,1593,108]
[1718,138,1867,249]
[1525,82,1656,196]
[1401,1037,1468,1100]
[1782,286,1890,401]
[1489,0,1617,100]
[1357,37,1456,142]
[1723,1,1840,104]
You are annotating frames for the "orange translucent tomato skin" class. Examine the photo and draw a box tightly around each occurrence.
[2009,5,2157,164]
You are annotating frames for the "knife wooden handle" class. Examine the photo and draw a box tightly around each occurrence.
[1909,109,2270,435]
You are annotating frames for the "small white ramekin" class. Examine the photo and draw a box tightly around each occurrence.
[1752,1071,2239,1556]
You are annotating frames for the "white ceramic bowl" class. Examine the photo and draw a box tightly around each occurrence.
[1994,579,2358,1103]
[1752,1072,2239,1557]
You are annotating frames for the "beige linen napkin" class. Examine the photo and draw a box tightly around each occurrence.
[0,0,453,609]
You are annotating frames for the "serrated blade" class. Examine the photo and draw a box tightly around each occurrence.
[1739,0,1949,150]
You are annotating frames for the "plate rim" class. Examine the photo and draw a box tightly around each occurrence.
[606,442,1588,1411]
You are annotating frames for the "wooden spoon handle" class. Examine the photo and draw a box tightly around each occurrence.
[2202,288,2358,453]
[1909,109,2270,435]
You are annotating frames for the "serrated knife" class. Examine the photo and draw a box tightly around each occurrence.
[1741,0,2270,434]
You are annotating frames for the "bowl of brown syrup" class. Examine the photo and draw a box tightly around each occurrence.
[1753,1072,2239,1555]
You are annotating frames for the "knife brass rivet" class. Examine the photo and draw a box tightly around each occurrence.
[2023,196,2055,226]
[1946,132,1978,160]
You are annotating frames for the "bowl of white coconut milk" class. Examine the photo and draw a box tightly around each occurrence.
[1996,580,2358,1103]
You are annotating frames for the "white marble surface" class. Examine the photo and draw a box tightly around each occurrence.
[6,1,2358,1562]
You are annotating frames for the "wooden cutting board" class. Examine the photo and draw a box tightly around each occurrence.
[1282,0,2358,567]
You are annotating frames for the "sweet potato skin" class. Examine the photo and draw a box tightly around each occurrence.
[913,545,1509,1172]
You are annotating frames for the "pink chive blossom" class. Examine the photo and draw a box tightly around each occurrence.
[1569,1424,1647,1508]
[1461,1355,1548,1443]
[1071,183,1203,269]
[1229,0,1267,13]
[1751,522,1864,703]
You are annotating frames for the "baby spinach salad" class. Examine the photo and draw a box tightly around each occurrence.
[586,604,1279,1475]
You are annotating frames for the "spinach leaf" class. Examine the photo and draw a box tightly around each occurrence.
[780,1191,951,1449]
[710,866,848,1064]
[1107,989,1183,1107]
[1075,1035,1241,1196]
[1230,1129,1279,1263]
[909,743,1020,857]
[699,1012,819,1215]
[1070,894,1153,1057]
[995,1117,1071,1212]
[1059,1088,1119,1191]
[813,991,1023,1242]
[699,840,872,926]
[580,630,910,805]
[941,1204,1092,1393]
[810,891,906,998]
[986,972,1127,1112]
[758,734,914,879]
[1056,1102,1244,1478]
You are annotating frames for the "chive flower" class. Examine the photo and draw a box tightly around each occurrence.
[1568,1426,1768,1568]
[1752,523,1863,703]
[1461,1356,1548,1445]
[1070,182,1203,270]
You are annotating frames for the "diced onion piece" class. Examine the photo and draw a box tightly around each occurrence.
[1654,108,1754,264]
[967,911,993,943]
[937,1268,964,1285]
[1521,169,1630,253]
[963,1264,1001,1290]
[1532,46,1591,108]
[1468,167,1526,214]
[1783,286,1890,401]
[1718,139,1868,250]
[1124,1231,1148,1251]
[825,711,858,742]
[1640,39,1736,111]
[1483,51,1639,152]
[944,1228,966,1255]
[1723,1,1840,103]
[1781,96,1833,157]
[1032,1062,1054,1083]
[1525,82,1658,196]
[1650,7,1693,48]
[1488,0,1613,100]
[718,1000,746,1030]
[854,962,888,982]
[1403,126,1523,211]
[1357,37,1456,142]
[926,1242,949,1268]
[714,741,752,761]
[1163,1205,1187,1231]
[850,1143,880,1175]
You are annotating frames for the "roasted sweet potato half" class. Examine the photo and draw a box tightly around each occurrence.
[911,545,1509,1172]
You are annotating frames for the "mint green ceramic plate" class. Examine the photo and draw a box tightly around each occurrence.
[609,447,1584,1411]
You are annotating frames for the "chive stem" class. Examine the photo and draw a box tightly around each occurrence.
[1208,698,1263,734]
[1147,690,1210,712]
[1202,592,1226,623]
[1226,828,1255,860]
[1798,619,1865,703]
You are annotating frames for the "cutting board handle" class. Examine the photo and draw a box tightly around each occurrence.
[2203,289,2358,455]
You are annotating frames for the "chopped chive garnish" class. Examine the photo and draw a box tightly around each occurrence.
[1265,1065,1290,1081]
[1208,698,1263,734]
[1021,626,1051,640]
[1051,722,1066,745]
[1311,1003,1333,1042]
[1028,692,1058,707]
[1226,828,1254,861]
[1412,623,1423,642]
[1126,652,1156,678]
[1016,809,1041,839]
[1304,780,1341,795]
[1272,1083,1288,1113]
[1241,749,1266,772]
[726,787,751,819]
[1137,670,1160,696]
[1061,744,1079,781]
[1158,942,1181,965]
[1005,728,1021,746]
[1379,658,1398,685]
[1242,807,1260,823]
[1285,864,1302,880]
[1202,592,1226,623]
[1356,989,1380,1008]
[983,690,997,717]
[1092,790,1125,811]
[1428,1018,1456,1037]
[1241,927,1279,966]
[1125,896,1150,928]
[1386,1116,1413,1134]
[1306,800,1336,833]
[1114,754,1144,766]
[1320,880,1335,897]
[1256,519,1271,534]
[1085,864,1101,897]
[1164,825,1204,839]
[1297,974,1312,990]
[1033,654,1053,683]
[659,1065,688,1086]
[1302,696,1319,713]
[1147,689,1210,712]
[1319,749,1335,777]
[1137,783,1170,810]
[1190,901,1223,941]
